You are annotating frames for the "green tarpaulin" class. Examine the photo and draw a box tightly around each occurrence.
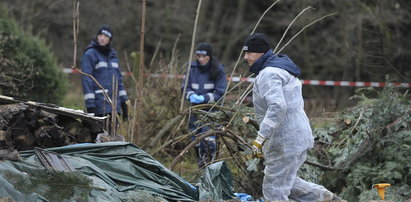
[0,142,198,201]
[0,142,237,201]
[198,161,236,200]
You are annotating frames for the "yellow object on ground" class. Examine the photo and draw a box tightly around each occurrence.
[373,183,391,200]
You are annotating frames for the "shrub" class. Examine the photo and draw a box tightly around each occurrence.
[0,9,67,104]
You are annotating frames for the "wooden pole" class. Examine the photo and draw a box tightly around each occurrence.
[134,0,146,144]
[180,0,203,112]
[71,0,80,69]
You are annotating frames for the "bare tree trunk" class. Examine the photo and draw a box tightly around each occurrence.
[71,0,80,69]
[134,0,146,144]
[180,0,203,112]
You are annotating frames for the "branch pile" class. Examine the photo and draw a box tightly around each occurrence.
[149,86,411,201]
[309,86,411,201]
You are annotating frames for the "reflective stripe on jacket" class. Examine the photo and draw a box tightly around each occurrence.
[81,41,128,115]
[182,60,227,104]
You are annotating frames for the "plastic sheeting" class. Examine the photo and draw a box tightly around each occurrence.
[0,142,198,201]
[0,142,240,201]
[198,161,236,200]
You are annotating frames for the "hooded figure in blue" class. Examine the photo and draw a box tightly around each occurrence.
[81,25,128,119]
[182,42,227,168]
[243,33,342,201]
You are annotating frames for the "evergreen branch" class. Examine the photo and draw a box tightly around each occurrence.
[43,183,107,191]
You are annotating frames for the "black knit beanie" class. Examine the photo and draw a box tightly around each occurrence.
[96,25,113,41]
[242,33,271,53]
[196,42,213,56]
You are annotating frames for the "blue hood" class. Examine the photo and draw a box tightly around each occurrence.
[85,40,114,56]
[249,49,301,77]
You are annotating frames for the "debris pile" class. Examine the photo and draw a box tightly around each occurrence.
[0,95,104,160]
[308,86,411,201]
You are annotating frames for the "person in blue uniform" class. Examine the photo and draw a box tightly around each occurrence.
[81,25,128,123]
[182,42,227,168]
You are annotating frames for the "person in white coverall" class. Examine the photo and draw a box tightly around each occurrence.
[243,33,342,202]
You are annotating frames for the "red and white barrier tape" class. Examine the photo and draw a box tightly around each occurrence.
[299,80,411,87]
[64,68,411,87]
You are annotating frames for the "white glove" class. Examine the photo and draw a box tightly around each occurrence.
[251,135,265,158]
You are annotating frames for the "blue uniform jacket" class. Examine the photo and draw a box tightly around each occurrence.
[81,40,128,115]
[182,60,227,104]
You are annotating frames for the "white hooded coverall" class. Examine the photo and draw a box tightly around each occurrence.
[253,66,334,201]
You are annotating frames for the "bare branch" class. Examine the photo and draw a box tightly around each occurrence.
[135,0,147,142]
[72,67,112,105]
[273,6,313,53]
[276,11,338,54]
[180,0,203,112]
[222,0,279,105]
[72,0,80,68]
[149,39,162,67]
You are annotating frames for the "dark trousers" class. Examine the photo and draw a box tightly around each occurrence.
[189,114,217,168]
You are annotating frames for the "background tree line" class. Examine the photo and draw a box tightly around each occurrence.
[1,0,410,110]
[1,1,410,200]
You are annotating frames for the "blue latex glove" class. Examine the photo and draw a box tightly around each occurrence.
[189,94,205,104]
[189,94,197,103]
[234,193,254,201]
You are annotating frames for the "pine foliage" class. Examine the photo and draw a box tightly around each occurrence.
[310,86,411,201]
[1,169,93,201]
[0,8,67,104]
